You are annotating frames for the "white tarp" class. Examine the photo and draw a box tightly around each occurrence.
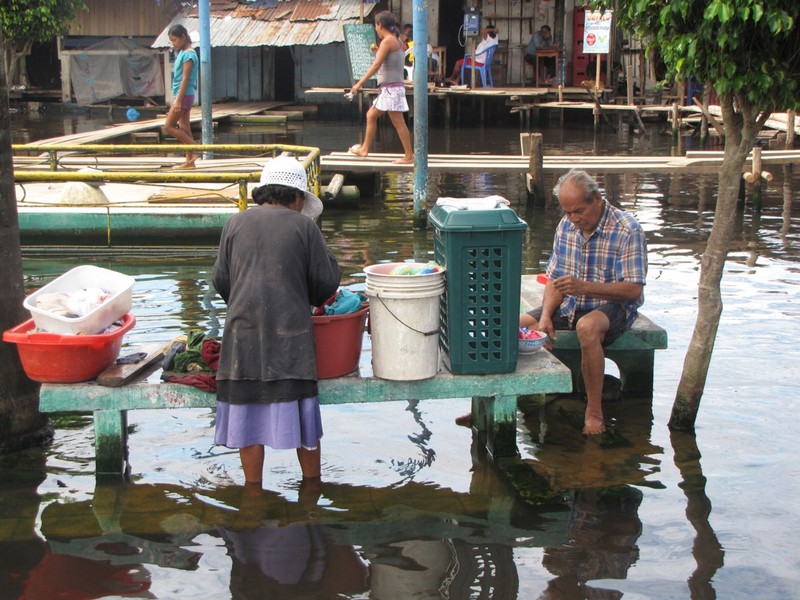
[70,37,164,105]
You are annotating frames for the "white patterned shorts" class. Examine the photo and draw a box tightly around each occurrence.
[373,85,409,112]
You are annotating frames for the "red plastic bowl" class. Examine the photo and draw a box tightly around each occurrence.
[312,306,368,379]
[3,313,136,383]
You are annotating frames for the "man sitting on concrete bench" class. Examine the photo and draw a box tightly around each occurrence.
[520,169,648,435]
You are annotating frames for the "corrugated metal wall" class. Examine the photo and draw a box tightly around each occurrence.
[69,0,183,37]
[210,47,272,101]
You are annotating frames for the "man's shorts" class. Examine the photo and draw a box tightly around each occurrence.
[526,303,629,346]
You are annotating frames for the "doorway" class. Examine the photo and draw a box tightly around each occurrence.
[274,47,295,101]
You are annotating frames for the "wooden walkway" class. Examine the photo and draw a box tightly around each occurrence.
[21,101,292,147]
[14,149,800,181]
[320,149,800,175]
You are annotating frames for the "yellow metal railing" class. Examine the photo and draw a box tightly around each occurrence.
[12,144,322,211]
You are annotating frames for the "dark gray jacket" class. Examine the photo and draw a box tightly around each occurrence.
[213,204,340,383]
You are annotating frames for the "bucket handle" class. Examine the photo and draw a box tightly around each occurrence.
[374,293,439,336]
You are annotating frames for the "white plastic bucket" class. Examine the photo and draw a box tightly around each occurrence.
[364,263,445,380]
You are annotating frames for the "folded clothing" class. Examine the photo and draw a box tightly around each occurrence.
[435,195,510,210]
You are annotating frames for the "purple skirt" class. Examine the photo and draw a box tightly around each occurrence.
[215,396,323,450]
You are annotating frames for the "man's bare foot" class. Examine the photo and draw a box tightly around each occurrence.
[583,415,606,435]
[171,161,196,170]
[392,155,414,164]
[455,413,473,428]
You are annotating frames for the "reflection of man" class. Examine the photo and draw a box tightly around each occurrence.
[520,169,647,435]
[524,25,555,83]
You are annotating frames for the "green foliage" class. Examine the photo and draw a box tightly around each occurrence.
[593,0,800,113]
[1,0,87,45]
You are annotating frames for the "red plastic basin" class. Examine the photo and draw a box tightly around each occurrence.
[3,313,136,383]
[312,306,368,379]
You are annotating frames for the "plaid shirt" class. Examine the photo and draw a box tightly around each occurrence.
[546,201,647,327]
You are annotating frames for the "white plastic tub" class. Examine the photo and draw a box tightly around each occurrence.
[23,265,135,334]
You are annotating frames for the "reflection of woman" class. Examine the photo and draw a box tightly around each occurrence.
[348,11,414,165]
[213,156,341,488]
[220,520,369,596]
[164,24,198,169]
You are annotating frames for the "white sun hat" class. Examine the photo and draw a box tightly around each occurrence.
[259,155,324,220]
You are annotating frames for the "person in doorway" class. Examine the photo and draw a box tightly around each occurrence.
[524,24,555,84]
[213,155,341,490]
[348,11,414,165]
[164,24,199,169]
[446,24,498,85]
[520,169,647,435]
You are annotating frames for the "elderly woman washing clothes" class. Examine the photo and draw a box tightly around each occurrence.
[213,156,341,492]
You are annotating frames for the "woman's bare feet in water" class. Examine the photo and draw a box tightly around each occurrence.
[392,155,414,164]
[583,410,606,435]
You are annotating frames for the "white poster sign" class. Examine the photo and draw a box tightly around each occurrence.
[583,10,613,54]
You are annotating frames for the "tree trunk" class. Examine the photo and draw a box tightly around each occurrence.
[0,28,52,452]
[669,94,762,430]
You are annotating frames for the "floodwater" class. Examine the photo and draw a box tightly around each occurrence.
[3,104,800,599]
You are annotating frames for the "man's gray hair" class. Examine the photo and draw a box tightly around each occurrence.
[553,169,600,203]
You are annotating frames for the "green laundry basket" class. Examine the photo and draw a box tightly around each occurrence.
[429,203,528,374]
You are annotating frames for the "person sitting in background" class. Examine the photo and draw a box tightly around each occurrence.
[400,23,413,58]
[401,24,439,78]
[524,24,555,84]
[446,24,498,85]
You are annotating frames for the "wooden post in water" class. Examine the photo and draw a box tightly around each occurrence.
[626,64,634,105]
[786,109,796,149]
[672,100,680,137]
[700,85,710,143]
[527,133,545,204]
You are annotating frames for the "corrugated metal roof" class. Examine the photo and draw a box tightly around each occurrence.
[152,0,375,48]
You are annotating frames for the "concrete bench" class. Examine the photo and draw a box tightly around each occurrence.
[39,349,572,476]
[547,314,668,394]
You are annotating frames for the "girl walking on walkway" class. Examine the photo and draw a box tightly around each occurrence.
[165,24,199,169]
[348,11,414,165]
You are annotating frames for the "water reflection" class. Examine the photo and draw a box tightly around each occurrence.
[670,431,724,600]
[517,394,660,597]
[539,487,643,600]
[7,114,800,597]
[26,453,575,599]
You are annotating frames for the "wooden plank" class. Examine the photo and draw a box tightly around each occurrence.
[23,102,292,147]
[96,343,165,387]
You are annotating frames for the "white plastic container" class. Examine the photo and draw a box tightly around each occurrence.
[23,265,135,335]
[364,263,445,381]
